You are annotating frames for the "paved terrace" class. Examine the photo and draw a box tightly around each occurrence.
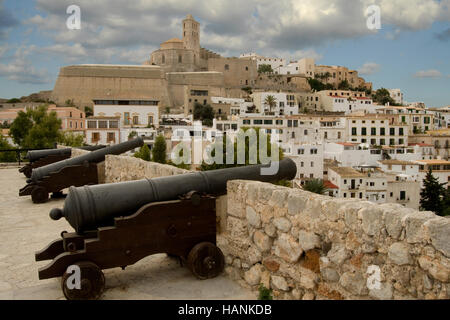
[0,167,254,300]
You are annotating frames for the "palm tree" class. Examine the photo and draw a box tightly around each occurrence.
[264,95,277,114]
[302,179,327,195]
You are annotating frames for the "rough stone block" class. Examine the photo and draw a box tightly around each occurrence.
[246,206,261,228]
[327,243,349,266]
[271,275,289,291]
[369,282,393,300]
[253,230,272,252]
[404,211,436,244]
[273,217,292,233]
[244,264,262,286]
[274,233,303,263]
[388,242,412,265]
[360,206,384,236]
[339,271,368,296]
[424,218,450,258]
[298,230,321,251]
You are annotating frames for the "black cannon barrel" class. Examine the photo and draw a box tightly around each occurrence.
[30,137,144,183]
[50,157,297,233]
[26,148,72,163]
[78,145,107,152]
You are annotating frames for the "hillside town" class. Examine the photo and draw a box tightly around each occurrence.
[1,14,450,212]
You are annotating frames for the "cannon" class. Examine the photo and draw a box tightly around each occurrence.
[35,158,297,300]
[19,146,107,178]
[19,138,144,203]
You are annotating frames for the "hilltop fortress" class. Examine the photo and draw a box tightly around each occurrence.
[51,14,369,113]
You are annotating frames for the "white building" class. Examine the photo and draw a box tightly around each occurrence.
[93,99,159,129]
[239,53,286,70]
[85,116,121,145]
[328,167,367,200]
[283,143,324,186]
[416,159,450,187]
[388,89,404,105]
[251,92,299,116]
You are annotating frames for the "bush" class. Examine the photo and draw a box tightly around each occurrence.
[152,135,167,164]
[0,136,17,162]
[134,144,151,161]
[258,284,273,300]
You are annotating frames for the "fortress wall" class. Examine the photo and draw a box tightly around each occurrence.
[166,72,224,87]
[101,154,450,300]
[207,58,257,88]
[51,66,171,108]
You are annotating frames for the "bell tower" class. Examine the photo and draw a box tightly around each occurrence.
[182,14,200,54]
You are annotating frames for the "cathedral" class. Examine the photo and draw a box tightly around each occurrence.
[146,14,221,72]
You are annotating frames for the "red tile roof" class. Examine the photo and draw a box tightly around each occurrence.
[324,180,339,189]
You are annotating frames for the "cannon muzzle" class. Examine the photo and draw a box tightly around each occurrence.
[50,157,297,233]
[30,137,144,182]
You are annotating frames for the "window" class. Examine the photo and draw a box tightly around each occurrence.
[301,162,304,167]
[92,132,100,142]
[109,121,118,128]
[224,64,229,71]
[253,120,263,125]
[162,54,165,63]
[371,128,376,135]
[380,128,385,136]
[311,162,314,168]
[399,128,404,136]
[390,128,395,136]
[400,191,406,200]
[178,55,182,63]
[352,128,357,136]
[148,116,153,125]
[124,112,130,125]
[361,128,367,136]
[88,121,97,129]
[390,139,395,145]
[191,90,208,96]
[98,121,107,129]
[133,116,139,125]
[298,149,304,155]
[310,148,318,155]
[107,132,115,143]
[264,120,273,125]
[243,120,251,125]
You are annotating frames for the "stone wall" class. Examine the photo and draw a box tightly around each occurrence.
[99,154,450,300]
[220,180,450,300]
[104,154,189,183]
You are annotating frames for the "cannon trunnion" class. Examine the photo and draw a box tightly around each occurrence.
[35,193,223,300]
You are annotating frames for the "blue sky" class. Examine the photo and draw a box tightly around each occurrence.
[0,0,449,107]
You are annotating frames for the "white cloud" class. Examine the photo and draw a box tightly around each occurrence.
[0,46,51,84]
[358,62,381,75]
[413,69,442,78]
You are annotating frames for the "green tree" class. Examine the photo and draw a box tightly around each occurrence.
[264,95,277,114]
[338,80,351,90]
[258,64,273,74]
[373,88,396,105]
[6,98,21,103]
[65,99,75,108]
[20,106,62,149]
[420,168,446,215]
[201,127,284,171]
[440,189,450,216]
[58,131,84,147]
[0,136,16,162]
[303,179,327,195]
[193,103,215,127]
[152,134,167,164]
[134,144,151,161]
[84,106,93,117]
[9,110,33,146]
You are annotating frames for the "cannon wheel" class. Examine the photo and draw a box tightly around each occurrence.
[31,186,49,204]
[187,242,224,280]
[61,261,105,300]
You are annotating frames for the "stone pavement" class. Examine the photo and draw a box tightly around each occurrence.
[0,168,254,300]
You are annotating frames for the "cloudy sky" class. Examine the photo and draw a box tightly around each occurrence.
[0,0,449,106]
